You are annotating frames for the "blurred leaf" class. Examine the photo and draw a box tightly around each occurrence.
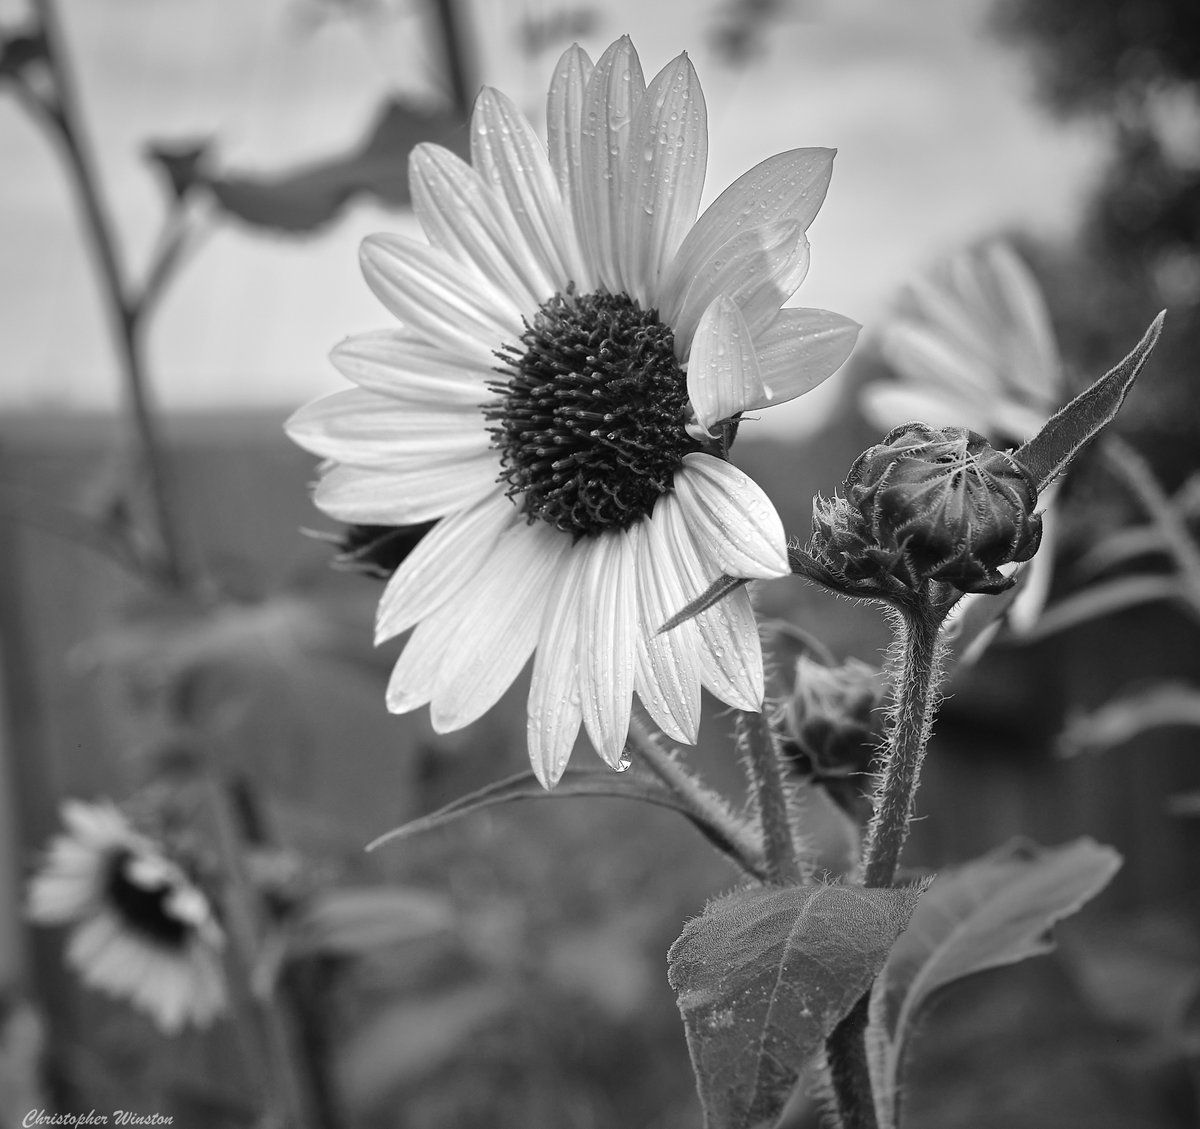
[1014,312,1164,493]
[1074,522,1169,579]
[667,882,924,1129]
[0,28,48,80]
[339,983,511,1111]
[289,885,455,957]
[369,766,765,879]
[204,98,466,233]
[1058,681,1200,756]
[867,838,1121,1128]
[660,573,749,634]
[1026,574,1183,638]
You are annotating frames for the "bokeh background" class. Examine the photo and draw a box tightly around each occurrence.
[2,1,1199,1127]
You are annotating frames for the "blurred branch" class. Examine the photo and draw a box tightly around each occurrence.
[14,0,193,591]
[428,0,474,122]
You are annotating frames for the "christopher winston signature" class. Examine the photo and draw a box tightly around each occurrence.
[23,1113,173,1127]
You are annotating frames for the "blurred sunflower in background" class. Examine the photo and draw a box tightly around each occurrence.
[287,35,860,785]
[26,800,227,1034]
[862,241,1065,629]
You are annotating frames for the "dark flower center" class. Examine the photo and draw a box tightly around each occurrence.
[487,290,700,537]
[105,849,191,949]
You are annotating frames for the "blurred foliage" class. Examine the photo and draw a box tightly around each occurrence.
[145,99,467,234]
[991,0,1200,451]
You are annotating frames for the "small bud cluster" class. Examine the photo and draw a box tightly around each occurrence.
[778,653,885,781]
[810,423,1042,598]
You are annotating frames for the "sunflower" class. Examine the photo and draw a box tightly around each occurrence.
[27,800,227,1033]
[862,241,1064,630]
[287,36,859,785]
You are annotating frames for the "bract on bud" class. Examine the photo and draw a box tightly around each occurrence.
[777,653,885,781]
[812,423,1043,597]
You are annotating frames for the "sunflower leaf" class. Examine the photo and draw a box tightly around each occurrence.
[866,838,1121,1128]
[660,574,749,633]
[1014,312,1164,493]
[667,882,924,1129]
[368,767,764,877]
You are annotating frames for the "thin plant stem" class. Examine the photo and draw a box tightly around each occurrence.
[27,0,191,590]
[736,709,802,885]
[628,715,769,881]
[204,773,325,1129]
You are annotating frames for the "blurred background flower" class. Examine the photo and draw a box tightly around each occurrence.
[26,800,226,1034]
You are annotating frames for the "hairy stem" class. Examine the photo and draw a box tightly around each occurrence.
[736,709,802,885]
[827,595,948,1129]
[861,604,945,888]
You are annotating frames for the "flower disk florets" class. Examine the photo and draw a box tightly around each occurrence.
[488,290,699,538]
[843,423,1043,595]
[104,848,193,949]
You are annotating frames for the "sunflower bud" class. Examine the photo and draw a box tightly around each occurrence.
[778,653,885,781]
[814,423,1042,596]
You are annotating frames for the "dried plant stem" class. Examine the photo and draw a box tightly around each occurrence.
[736,709,802,885]
[26,0,191,590]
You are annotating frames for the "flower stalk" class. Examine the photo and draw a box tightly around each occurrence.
[736,709,803,885]
[826,591,950,1129]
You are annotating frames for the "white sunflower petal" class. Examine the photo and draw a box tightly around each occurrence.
[621,51,707,306]
[528,542,591,787]
[431,522,569,732]
[674,453,788,579]
[375,490,518,643]
[635,499,701,742]
[687,294,766,434]
[314,458,497,525]
[410,142,549,309]
[579,526,640,768]
[657,492,764,710]
[329,331,495,406]
[546,44,595,292]
[360,234,522,359]
[671,221,810,347]
[471,88,578,295]
[660,147,834,315]
[285,388,488,468]
[385,601,462,714]
[579,36,646,293]
[745,308,861,410]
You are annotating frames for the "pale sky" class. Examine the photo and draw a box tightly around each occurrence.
[0,0,1103,435]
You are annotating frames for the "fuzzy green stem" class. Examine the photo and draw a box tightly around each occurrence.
[736,709,802,885]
